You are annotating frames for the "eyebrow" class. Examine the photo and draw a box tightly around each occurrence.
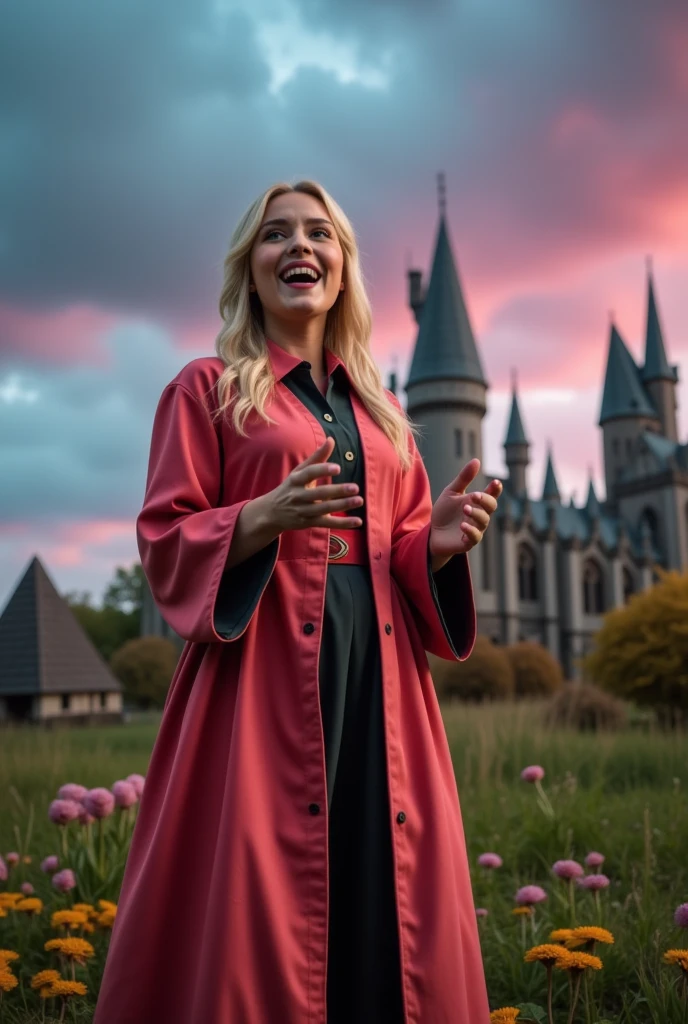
[260,217,334,229]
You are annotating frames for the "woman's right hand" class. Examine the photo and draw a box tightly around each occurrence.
[261,437,364,532]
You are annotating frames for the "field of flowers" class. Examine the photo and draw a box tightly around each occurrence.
[1,701,687,1023]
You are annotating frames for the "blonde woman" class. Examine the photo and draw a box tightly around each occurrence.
[94,180,500,1023]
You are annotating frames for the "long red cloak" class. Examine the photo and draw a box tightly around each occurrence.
[94,343,491,1023]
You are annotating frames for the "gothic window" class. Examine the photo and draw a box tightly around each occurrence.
[455,429,463,457]
[583,559,605,614]
[517,543,538,601]
[639,507,660,553]
[622,567,635,604]
[481,530,490,590]
[468,430,476,456]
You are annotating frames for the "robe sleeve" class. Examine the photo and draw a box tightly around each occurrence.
[136,382,279,644]
[388,398,476,661]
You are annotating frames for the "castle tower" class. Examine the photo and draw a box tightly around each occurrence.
[541,443,561,506]
[641,265,680,443]
[404,174,488,500]
[503,369,530,499]
[598,321,660,505]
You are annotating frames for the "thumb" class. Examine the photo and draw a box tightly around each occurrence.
[446,458,481,494]
[300,435,335,467]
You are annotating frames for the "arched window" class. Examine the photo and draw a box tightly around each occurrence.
[583,559,605,614]
[622,566,635,604]
[455,429,463,457]
[639,507,660,553]
[517,543,538,601]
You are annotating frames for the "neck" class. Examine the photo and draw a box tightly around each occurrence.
[264,317,328,387]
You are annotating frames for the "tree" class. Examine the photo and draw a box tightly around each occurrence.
[65,563,144,662]
[505,641,564,697]
[110,636,180,709]
[581,568,688,722]
[429,635,515,703]
[103,564,145,615]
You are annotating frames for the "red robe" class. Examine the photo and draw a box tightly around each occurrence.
[94,341,491,1024]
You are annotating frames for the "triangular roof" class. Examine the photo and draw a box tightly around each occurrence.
[541,447,561,501]
[642,271,677,383]
[585,475,601,518]
[599,323,658,425]
[406,215,487,388]
[504,387,528,446]
[0,556,121,696]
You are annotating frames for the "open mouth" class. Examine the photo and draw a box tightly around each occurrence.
[279,267,322,289]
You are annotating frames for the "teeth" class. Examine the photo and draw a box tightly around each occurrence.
[281,266,320,281]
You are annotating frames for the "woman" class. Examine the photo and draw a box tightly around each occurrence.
[94,179,500,1024]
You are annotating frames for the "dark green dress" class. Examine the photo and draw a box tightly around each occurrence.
[218,359,460,1023]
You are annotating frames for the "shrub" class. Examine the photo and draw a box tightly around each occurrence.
[109,636,180,709]
[504,640,564,698]
[543,681,629,732]
[430,635,515,703]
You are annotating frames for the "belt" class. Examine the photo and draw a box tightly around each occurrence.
[328,519,368,564]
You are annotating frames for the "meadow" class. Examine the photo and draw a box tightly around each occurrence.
[1,701,687,1023]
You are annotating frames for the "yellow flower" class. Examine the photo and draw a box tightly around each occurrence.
[0,893,23,907]
[51,910,89,931]
[556,951,603,972]
[98,899,117,913]
[0,951,20,964]
[31,970,62,990]
[83,920,96,933]
[15,897,43,915]
[524,943,570,966]
[511,906,533,916]
[490,1009,520,1024]
[663,949,688,972]
[40,979,87,1000]
[98,910,116,929]
[0,968,19,993]
[550,928,574,942]
[0,907,6,918]
[566,926,615,948]
[44,937,95,964]
[72,903,96,918]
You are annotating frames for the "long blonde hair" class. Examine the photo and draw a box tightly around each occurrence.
[212,179,420,472]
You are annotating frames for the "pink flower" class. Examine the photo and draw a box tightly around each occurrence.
[41,855,59,874]
[112,780,138,809]
[0,856,7,881]
[126,774,145,798]
[48,799,81,826]
[52,868,77,893]
[478,852,503,870]
[577,873,610,891]
[521,765,545,783]
[515,885,548,906]
[674,904,688,928]
[5,852,19,866]
[475,908,489,918]
[82,788,115,819]
[58,783,88,802]
[585,851,605,869]
[20,882,34,895]
[78,806,96,826]
[553,859,584,880]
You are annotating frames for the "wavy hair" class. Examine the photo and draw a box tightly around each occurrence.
[212,179,420,472]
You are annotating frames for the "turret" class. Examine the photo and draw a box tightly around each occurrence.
[641,263,679,442]
[503,369,530,499]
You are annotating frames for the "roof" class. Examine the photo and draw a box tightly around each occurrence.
[585,477,601,518]
[0,556,122,696]
[599,323,658,425]
[541,449,561,501]
[642,273,677,383]
[406,215,487,388]
[504,388,528,446]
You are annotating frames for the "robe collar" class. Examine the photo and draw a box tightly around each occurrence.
[265,336,345,383]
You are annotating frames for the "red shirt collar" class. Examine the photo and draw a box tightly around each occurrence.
[265,336,344,382]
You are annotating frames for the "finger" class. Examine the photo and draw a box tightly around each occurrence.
[306,483,360,501]
[313,514,363,529]
[298,461,342,486]
[301,496,364,516]
[298,436,335,468]
[460,520,482,543]
[446,458,481,494]
[462,504,490,529]
[470,490,498,514]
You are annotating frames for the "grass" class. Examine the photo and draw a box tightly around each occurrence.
[1,701,687,1023]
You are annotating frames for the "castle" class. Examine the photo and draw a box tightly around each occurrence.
[402,187,687,678]
[142,193,688,680]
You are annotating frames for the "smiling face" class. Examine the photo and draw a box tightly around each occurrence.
[249,191,345,331]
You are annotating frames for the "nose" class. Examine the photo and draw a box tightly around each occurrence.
[288,229,312,254]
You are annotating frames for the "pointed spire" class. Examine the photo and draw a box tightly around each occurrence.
[406,195,487,388]
[599,322,658,425]
[541,443,561,502]
[504,368,528,446]
[585,469,601,518]
[642,265,675,382]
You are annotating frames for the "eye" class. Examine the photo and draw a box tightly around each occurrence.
[312,228,331,238]
[263,230,283,240]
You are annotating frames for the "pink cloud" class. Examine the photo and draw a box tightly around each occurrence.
[0,302,115,366]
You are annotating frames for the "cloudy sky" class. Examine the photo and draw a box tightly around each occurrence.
[1,0,687,610]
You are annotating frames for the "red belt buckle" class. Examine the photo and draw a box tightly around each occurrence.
[328,523,367,564]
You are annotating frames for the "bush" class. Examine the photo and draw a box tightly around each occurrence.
[430,635,515,703]
[110,636,180,709]
[504,640,564,698]
[543,681,629,732]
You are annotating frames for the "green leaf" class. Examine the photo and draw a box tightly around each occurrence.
[514,1004,547,1024]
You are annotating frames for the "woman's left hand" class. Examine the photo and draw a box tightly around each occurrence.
[429,459,503,562]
